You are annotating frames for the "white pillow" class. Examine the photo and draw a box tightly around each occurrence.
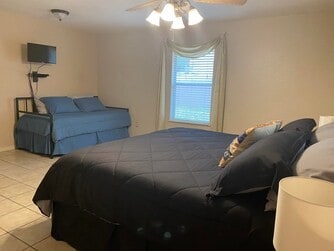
[33,96,48,114]
[293,138,334,183]
[319,115,334,127]
[310,122,334,144]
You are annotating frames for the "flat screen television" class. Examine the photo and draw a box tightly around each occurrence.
[27,43,56,64]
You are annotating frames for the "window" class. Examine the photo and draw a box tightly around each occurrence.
[157,37,226,132]
[169,50,215,125]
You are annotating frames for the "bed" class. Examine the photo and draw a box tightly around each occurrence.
[33,120,318,251]
[14,97,131,156]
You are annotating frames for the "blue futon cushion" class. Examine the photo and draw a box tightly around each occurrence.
[41,96,80,114]
[73,97,108,112]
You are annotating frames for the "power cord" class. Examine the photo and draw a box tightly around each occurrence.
[28,63,47,96]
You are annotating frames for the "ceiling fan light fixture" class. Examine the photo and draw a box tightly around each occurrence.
[171,15,185,30]
[51,9,70,21]
[160,3,176,22]
[128,0,248,28]
[146,9,161,26]
[188,8,203,25]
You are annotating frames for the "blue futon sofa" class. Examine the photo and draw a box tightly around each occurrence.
[14,96,131,156]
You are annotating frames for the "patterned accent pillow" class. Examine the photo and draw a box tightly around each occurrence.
[219,120,282,167]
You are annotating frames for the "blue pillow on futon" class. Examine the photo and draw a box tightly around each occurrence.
[73,97,107,112]
[40,96,80,114]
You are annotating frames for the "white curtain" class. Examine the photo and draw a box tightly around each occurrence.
[156,34,227,132]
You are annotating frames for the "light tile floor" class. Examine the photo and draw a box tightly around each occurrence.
[0,150,75,250]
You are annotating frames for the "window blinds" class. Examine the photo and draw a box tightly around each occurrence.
[170,50,215,124]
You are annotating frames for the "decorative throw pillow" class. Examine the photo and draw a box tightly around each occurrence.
[293,138,334,183]
[33,96,48,114]
[218,120,282,167]
[309,122,334,145]
[280,118,316,133]
[209,130,307,197]
[73,97,107,112]
[40,96,80,114]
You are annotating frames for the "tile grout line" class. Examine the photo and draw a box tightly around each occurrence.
[5,231,40,250]
[0,174,40,190]
[28,235,51,249]
[0,185,36,199]
[0,208,44,231]
[6,196,35,208]
[0,150,73,250]
[8,217,52,247]
[0,205,24,218]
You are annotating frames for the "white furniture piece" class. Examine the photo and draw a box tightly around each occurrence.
[273,177,334,251]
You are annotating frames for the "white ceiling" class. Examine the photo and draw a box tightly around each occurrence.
[0,0,334,31]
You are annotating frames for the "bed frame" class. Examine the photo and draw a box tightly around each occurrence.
[15,97,129,121]
[16,97,42,121]
[51,201,275,251]
[15,97,55,156]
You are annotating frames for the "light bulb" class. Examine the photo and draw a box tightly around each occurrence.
[160,3,175,22]
[171,16,185,30]
[146,10,160,26]
[188,8,203,26]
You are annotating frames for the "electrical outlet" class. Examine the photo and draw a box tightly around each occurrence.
[135,121,140,128]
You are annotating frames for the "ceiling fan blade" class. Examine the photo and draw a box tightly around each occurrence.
[126,0,160,11]
[194,0,247,5]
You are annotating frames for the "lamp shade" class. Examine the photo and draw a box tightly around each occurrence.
[146,9,160,26]
[160,3,175,21]
[171,16,185,30]
[273,177,334,251]
[188,8,203,25]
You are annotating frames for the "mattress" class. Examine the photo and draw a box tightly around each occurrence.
[15,109,131,141]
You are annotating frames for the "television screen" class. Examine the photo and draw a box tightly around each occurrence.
[27,43,56,64]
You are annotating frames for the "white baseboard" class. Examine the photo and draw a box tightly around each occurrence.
[0,145,15,152]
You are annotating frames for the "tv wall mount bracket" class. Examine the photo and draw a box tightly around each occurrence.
[29,71,49,83]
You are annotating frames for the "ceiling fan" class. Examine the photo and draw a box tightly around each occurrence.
[126,0,247,12]
[126,0,247,29]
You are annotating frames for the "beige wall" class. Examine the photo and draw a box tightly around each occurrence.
[98,12,334,136]
[98,29,163,136]
[2,10,334,150]
[0,10,98,151]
